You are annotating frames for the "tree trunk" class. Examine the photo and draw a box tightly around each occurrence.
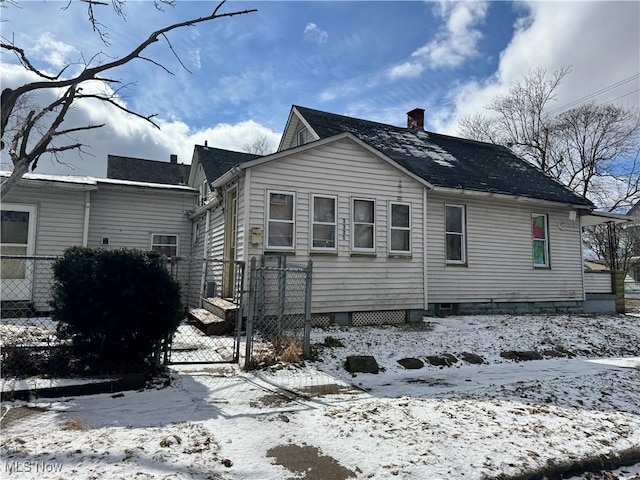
[1,158,29,200]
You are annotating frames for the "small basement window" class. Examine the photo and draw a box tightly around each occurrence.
[101,237,110,246]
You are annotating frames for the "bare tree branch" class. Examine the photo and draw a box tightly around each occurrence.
[1,0,257,200]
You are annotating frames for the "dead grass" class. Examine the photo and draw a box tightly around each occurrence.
[61,417,88,431]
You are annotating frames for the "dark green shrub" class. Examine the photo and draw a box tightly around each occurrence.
[51,247,182,373]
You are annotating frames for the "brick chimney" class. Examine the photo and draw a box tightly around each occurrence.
[170,154,178,164]
[407,108,425,130]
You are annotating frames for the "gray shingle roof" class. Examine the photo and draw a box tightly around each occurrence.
[295,106,593,207]
[107,155,191,185]
[193,146,262,183]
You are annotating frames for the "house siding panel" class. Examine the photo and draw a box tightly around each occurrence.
[3,185,89,311]
[244,138,425,313]
[426,193,584,303]
[87,185,194,255]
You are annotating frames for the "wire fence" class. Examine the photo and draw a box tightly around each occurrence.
[0,255,71,377]
[245,255,313,369]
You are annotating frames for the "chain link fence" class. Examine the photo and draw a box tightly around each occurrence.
[163,257,245,365]
[0,255,72,377]
[1,254,247,377]
[245,255,313,369]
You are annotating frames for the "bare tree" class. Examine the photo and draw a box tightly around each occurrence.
[583,220,640,274]
[242,135,274,155]
[0,0,257,200]
[458,67,640,211]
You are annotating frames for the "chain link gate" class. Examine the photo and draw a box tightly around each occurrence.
[163,257,245,365]
[245,255,313,369]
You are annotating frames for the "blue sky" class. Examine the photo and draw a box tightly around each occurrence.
[1,1,639,177]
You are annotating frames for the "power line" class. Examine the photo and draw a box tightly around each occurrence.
[546,73,640,115]
[596,88,640,107]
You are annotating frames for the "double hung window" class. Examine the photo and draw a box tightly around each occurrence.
[151,234,178,257]
[312,195,337,250]
[352,199,375,252]
[389,202,411,254]
[532,213,549,267]
[445,204,466,263]
[267,191,295,249]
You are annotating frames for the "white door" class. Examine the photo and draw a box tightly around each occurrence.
[1,204,37,301]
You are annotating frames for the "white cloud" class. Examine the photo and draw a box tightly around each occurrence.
[388,62,424,81]
[30,33,78,70]
[0,64,281,178]
[430,1,640,135]
[388,0,488,79]
[304,22,328,45]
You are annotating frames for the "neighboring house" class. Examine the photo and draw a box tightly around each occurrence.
[194,105,620,321]
[107,154,191,186]
[0,171,197,310]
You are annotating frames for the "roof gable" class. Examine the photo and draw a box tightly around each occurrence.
[107,155,190,186]
[192,145,262,184]
[293,105,593,207]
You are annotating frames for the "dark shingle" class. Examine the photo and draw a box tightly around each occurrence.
[294,105,593,207]
[107,155,191,185]
[194,146,262,183]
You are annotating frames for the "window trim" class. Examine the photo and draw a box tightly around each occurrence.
[311,194,337,252]
[532,213,550,268]
[150,233,179,258]
[351,197,376,253]
[445,204,466,264]
[266,190,296,251]
[388,201,412,255]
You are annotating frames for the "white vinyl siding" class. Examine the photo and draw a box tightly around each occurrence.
[87,185,194,258]
[311,194,337,252]
[389,202,411,254]
[246,137,425,313]
[2,185,87,256]
[427,194,584,303]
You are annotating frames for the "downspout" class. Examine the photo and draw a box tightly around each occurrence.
[243,169,251,265]
[423,187,428,311]
[199,208,211,306]
[579,214,586,302]
[82,190,91,246]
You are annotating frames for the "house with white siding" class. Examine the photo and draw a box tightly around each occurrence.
[0,171,197,310]
[1,105,623,321]
[195,105,620,323]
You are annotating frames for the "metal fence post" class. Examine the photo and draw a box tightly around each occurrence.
[244,256,257,369]
[303,259,313,358]
[277,255,286,338]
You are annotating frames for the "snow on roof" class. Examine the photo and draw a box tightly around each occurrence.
[0,171,197,192]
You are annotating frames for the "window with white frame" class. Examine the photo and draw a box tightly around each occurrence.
[312,195,337,250]
[266,191,295,249]
[198,180,208,206]
[445,204,466,263]
[151,234,178,258]
[389,202,411,254]
[532,213,549,267]
[352,198,375,252]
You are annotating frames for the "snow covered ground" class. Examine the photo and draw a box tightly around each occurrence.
[1,313,639,480]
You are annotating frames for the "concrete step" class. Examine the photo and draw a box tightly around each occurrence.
[202,297,238,323]
[188,308,234,336]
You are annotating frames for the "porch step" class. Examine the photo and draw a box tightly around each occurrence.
[188,308,234,336]
[202,297,238,323]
